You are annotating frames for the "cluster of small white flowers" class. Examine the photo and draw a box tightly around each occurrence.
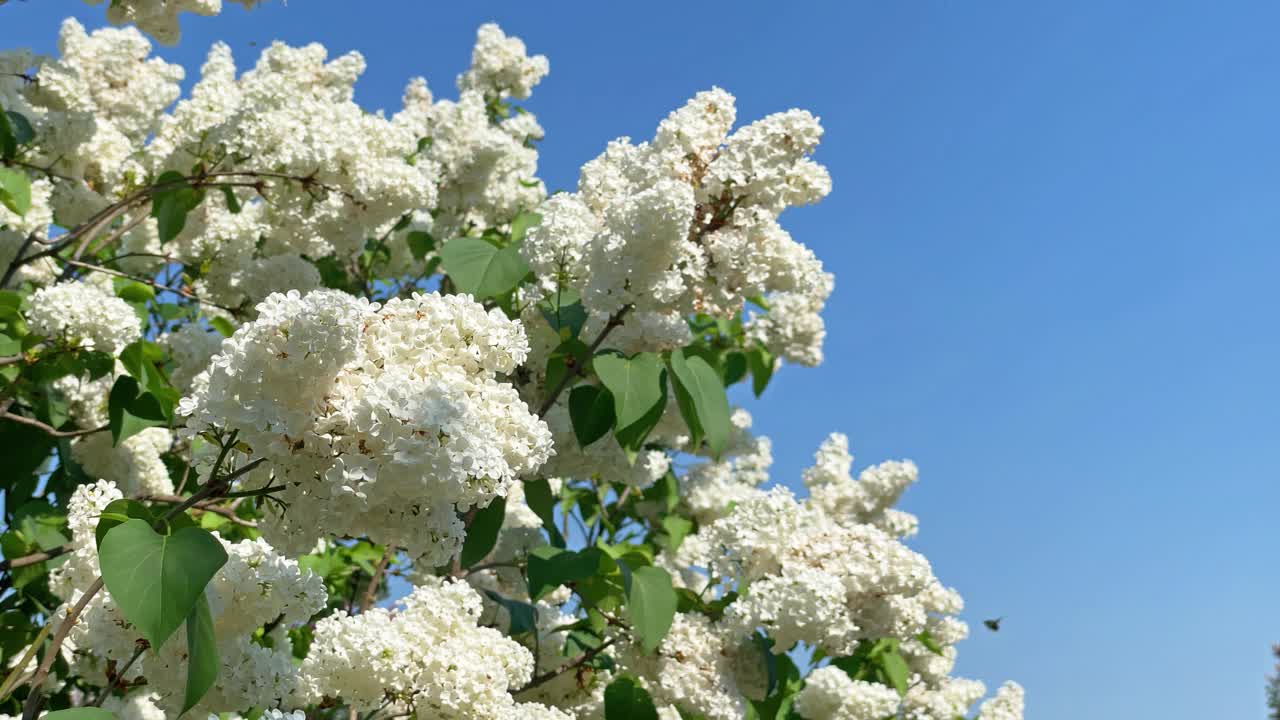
[100,690,167,720]
[804,433,920,538]
[25,20,183,198]
[26,281,141,354]
[681,409,774,523]
[180,289,553,562]
[156,40,437,263]
[743,286,832,367]
[458,23,550,101]
[397,26,547,239]
[521,88,833,365]
[976,682,1025,720]
[298,577,567,719]
[48,479,123,598]
[618,613,757,720]
[793,666,902,720]
[82,0,263,46]
[72,426,175,496]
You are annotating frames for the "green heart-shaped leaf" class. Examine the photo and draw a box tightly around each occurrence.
[98,519,227,650]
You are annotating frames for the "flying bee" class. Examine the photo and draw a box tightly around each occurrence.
[983,617,1003,632]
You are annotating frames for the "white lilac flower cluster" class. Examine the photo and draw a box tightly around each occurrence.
[1,19,546,313]
[179,289,554,562]
[618,613,766,720]
[82,0,263,46]
[26,280,141,355]
[792,666,902,720]
[521,87,833,366]
[50,481,326,716]
[72,427,175,496]
[297,577,571,720]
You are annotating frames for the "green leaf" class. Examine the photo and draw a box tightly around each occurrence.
[621,565,677,654]
[604,676,658,720]
[879,647,910,695]
[107,375,168,446]
[182,593,218,714]
[509,211,542,244]
[219,185,241,214]
[593,352,666,452]
[659,516,693,554]
[523,478,566,548]
[538,290,587,340]
[94,498,196,548]
[527,546,605,601]
[723,351,748,386]
[482,590,538,635]
[568,385,614,448]
[544,338,589,392]
[4,112,34,147]
[668,349,731,457]
[82,350,114,380]
[748,347,775,397]
[115,281,155,304]
[916,630,945,656]
[0,332,18,356]
[151,171,204,243]
[459,496,506,569]
[0,419,55,482]
[208,316,235,337]
[406,230,435,261]
[0,111,14,160]
[43,710,117,720]
[97,519,228,650]
[0,168,32,216]
[440,237,530,299]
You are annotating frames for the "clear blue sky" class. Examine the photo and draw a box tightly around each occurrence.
[8,2,1280,717]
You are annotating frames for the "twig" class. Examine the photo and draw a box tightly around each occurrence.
[59,258,241,313]
[515,637,618,694]
[0,412,107,438]
[359,548,393,612]
[0,544,71,571]
[536,306,631,417]
[90,639,147,707]
[136,494,257,528]
[20,577,104,720]
[0,233,40,288]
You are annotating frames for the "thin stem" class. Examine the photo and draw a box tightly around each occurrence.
[0,544,71,571]
[359,548,393,613]
[136,495,257,528]
[20,576,105,720]
[515,637,618,694]
[60,258,241,314]
[0,233,40,288]
[90,639,147,707]
[0,412,107,438]
[536,305,631,417]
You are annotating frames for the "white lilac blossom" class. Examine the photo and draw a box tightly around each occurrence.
[82,0,263,46]
[179,289,554,562]
[793,666,902,720]
[26,281,141,354]
[297,577,569,719]
[521,88,833,357]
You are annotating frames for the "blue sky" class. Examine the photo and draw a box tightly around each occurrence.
[8,1,1280,717]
